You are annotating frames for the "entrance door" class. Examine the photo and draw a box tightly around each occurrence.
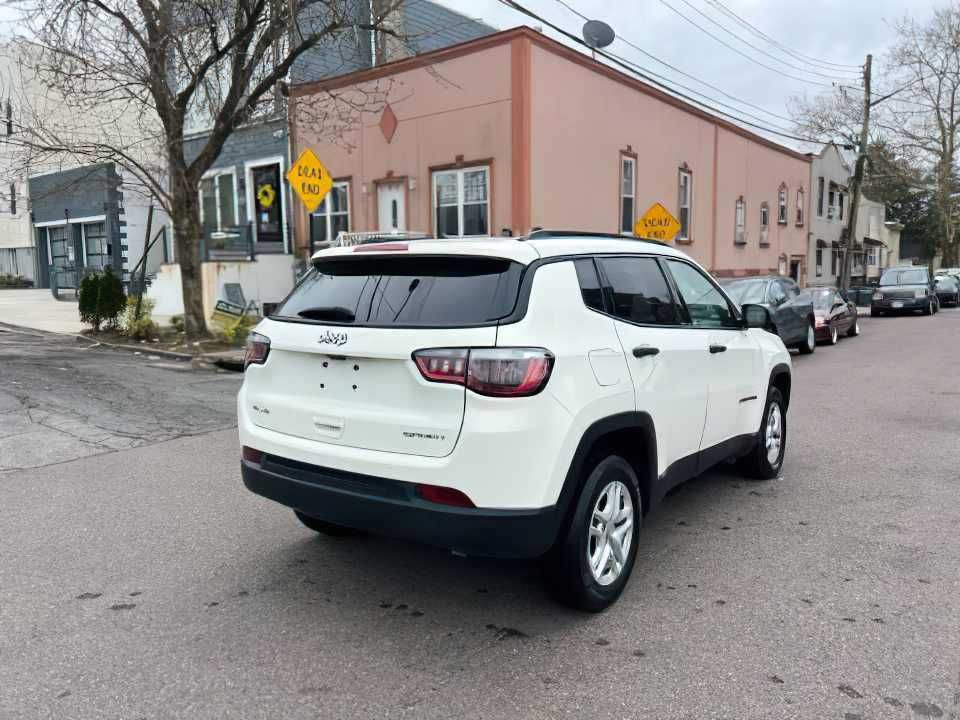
[377,182,406,233]
[250,163,283,245]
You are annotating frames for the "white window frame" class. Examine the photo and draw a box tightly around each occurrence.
[431,164,490,238]
[199,167,239,232]
[866,247,877,266]
[796,188,804,226]
[678,169,692,241]
[244,156,289,254]
[760,202,769,228]
[777,187,788,225]
[620,155,636,235]
[310,180,351,244]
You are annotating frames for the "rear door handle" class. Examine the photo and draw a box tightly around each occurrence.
[709,344,727,354]
[632,346,660,358]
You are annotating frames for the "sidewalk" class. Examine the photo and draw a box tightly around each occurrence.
[0,289,86,334]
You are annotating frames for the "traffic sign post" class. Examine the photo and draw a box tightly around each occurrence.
[286,149,334,213]
[634,202,682,242]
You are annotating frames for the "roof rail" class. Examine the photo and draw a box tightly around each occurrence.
[522,229,668,247]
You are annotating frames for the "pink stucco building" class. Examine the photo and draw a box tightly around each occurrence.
[290,27,811,281]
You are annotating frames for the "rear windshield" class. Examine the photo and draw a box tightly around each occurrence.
[880,268,928,286]
[810,289,835,309]
[723,279,768,305]
[272,255,525,327]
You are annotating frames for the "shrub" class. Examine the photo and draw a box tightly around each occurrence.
[123,296,157,340]
[170,314,185,333]
[78,268,126,331]
[217,314,254,344]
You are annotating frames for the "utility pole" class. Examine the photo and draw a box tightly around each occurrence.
[839,54,872,291]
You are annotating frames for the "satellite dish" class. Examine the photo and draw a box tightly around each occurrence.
[582,20,615,49]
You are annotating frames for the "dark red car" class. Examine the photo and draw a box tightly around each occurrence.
[809,287,860,345]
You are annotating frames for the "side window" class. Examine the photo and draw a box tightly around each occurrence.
[783,280,799,298]
[768,282,787,305]
[573,258,604,312]
[665,260,739,329]
[597,257,680,325]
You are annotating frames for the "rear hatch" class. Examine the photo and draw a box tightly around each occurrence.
[245,251,527,458]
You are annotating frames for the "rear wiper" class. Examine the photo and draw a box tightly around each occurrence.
[297,306,356,323]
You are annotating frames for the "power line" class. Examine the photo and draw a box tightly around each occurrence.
[550,0,798,126]
[671,0,861,81]
[496,0,829,147]
[657,0,854,89]
[704,0,863,71]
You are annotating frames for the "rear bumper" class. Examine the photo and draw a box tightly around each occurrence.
[241,456,561,559]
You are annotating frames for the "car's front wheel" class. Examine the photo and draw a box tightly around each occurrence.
[826,325,839,345]
[739,386,786,480]
[925,299,935,315]
[797,321,816,354]
[847,318,860,337]
[544,455,641,612]
[294,511,364,537]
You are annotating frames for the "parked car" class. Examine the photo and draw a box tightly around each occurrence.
[934,274,960,307]
[809,287,860,344]
[238,232,792,611]
[720,276,817,354]
[871,266,938,316]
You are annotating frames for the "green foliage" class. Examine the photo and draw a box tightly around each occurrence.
[0,274,32,287]
[170,315,185,333]
[123,296,157,340]
[216,313,254,345]
[78,268,126,331]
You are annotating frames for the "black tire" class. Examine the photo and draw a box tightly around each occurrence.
[870,307,883,318]
[825,324,839,345]
[739,386,787,480]
[543,455,641,612]
[847,317,860,337]
[797,320,816,355]
[294,510,364,537]
[925,300,935,316]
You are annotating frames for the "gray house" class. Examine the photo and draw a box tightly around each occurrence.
[29,163,163,289]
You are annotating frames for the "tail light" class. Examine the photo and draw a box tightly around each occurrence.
[242,446,264,463]
[244,331,270,370]
[412,347,554,397]
[815,316,825,327]
[415,483,475,508]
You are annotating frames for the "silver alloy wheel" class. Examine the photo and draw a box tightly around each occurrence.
[807,324,815,350]
[587,480,634,586]
[766,402,783,465]
[830,326,838,344]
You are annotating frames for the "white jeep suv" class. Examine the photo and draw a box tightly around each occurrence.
[238,232,791,611]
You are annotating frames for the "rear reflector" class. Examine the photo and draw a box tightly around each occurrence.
[242,446,264,463]
[353,243,408,252]
[416,484,476,508]
[412,347,554,397]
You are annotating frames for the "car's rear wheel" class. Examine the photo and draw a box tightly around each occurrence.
[544,455,641,612]
[847,318,860,337]
[798,322,816,354]
[739,386,786,480]
[294,511,364,537]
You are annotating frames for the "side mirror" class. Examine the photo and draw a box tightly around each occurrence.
[742,304,775,331]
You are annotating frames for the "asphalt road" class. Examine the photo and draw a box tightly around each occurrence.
[1,312,958,719]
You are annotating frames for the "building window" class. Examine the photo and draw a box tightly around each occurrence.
[734,196,745,244]
[838,193,845,220]
[199,169,238,232]
[778,186,788,224]
[816,247,823,276]
[678,169,692,241]
[866,247,877,265]
[83,221,110,269]
[796,188,804,226]
[831,248,840,276]
[620,154,636,235]
[817,177,824,216]
[760,202,769,229]
[4,100,11,136]
[432,165,489,237]
[309,181,350,246]
[8,183,14,215]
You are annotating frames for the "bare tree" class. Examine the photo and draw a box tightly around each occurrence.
[6,0,404,337]
[881,4,960,268]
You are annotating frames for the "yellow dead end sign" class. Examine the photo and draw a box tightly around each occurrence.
[286,149,333,213]
[634,202,682,242]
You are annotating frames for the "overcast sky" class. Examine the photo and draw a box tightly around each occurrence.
[439,0,938,150]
